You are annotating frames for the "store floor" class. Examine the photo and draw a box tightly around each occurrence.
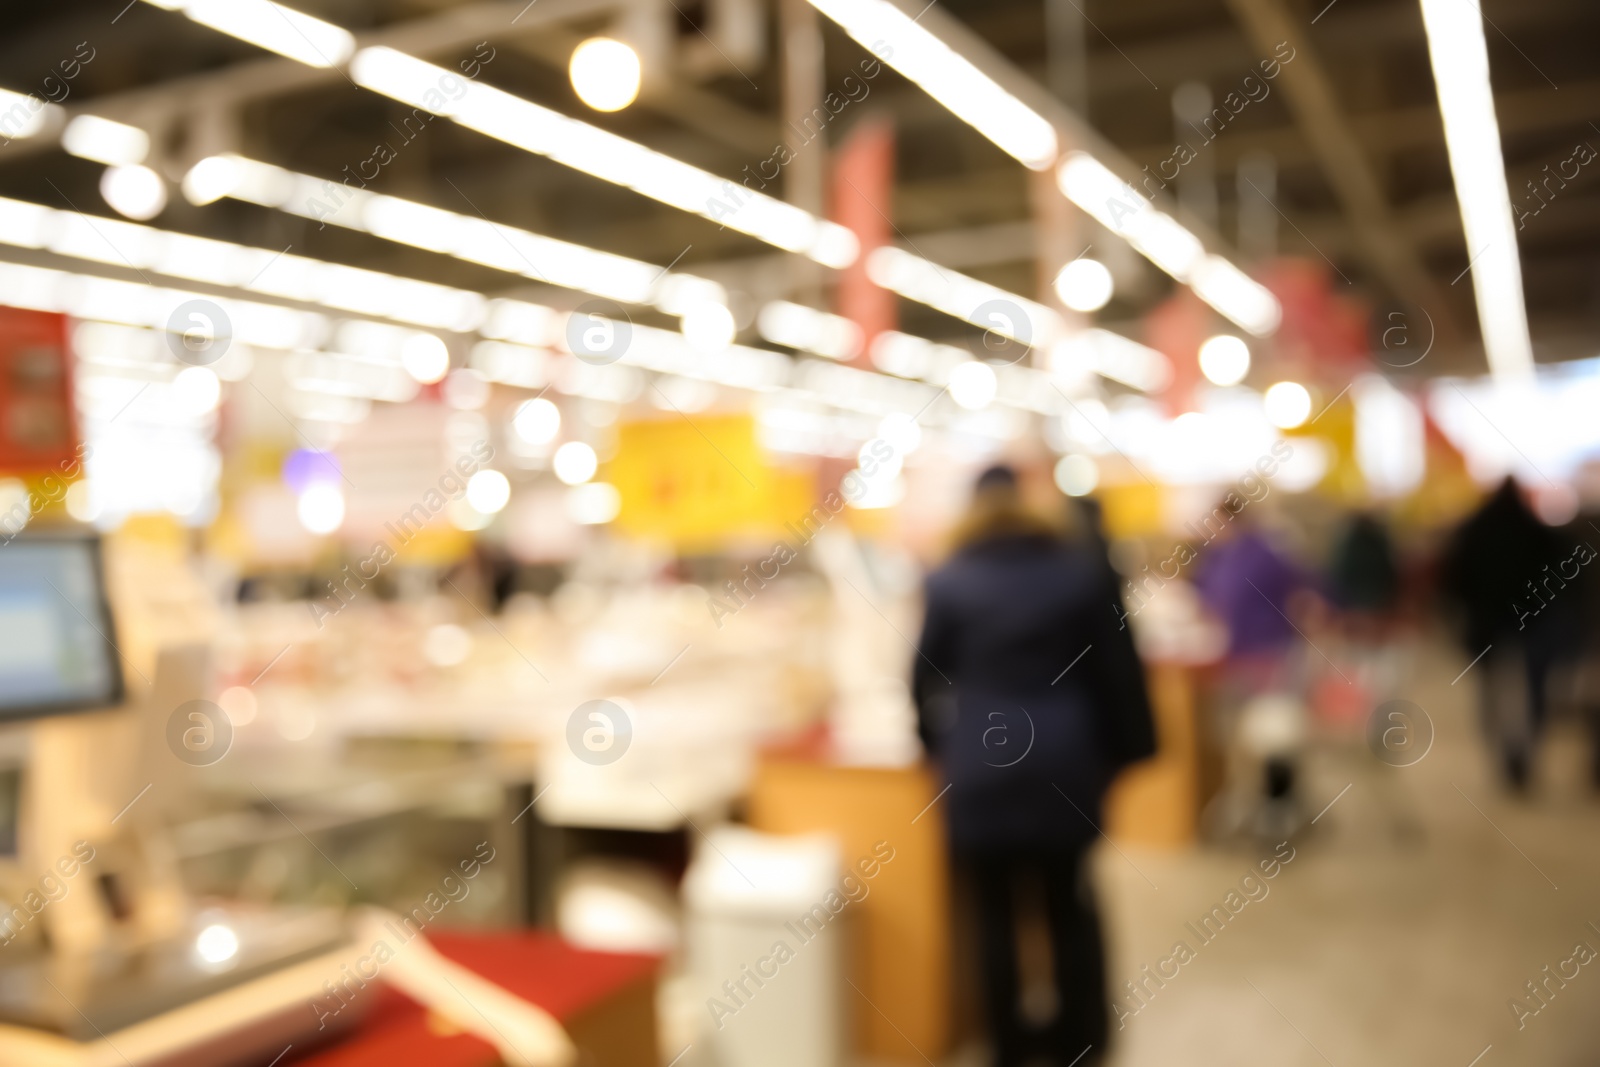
[902,637,1600,1067]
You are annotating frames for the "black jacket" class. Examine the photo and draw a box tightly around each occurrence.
[1440,480,1575,652]
[912,532,1156,851]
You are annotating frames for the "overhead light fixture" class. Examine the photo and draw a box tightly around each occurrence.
[1198,334,1251,387]
[170,366,222,415]
[347,46,858,268]
[1053,454,1099,497]
[145,5,858,270]
[184,154,721,311]
[512,398,562,445]
[804,0,1058,169]
[1418,0,1534,381]
[62,115,149,165]
[0,256,323,351]
[569,38,642,112]
[567,482,621,525]
[195,923,240,966]
[1264,381,1312,428]
[802,0,1278,342]
[0,193,485,332]
[757,301,864,361]
[1050,329,1172,394]
[553,441,599,485]
[0,202,1061,427]
[400,333,450,384]
[181,154,243,205]
[140,0,355,68]
[100,164,168,220]
[297,483,346,534]
[1057,152,1280,336]
[869,330,969,382]
[878,412,922,454]
[947,361,998,410]
[0,88,60,142]
[867,246,1064,347]
[1058,154,1197,276]
[465,469,512,514]
[1189,255,1280,337]
[681,302,737,354]
[1052,259,1114,313]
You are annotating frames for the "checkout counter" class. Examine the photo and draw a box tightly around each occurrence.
[0,531,641,1067]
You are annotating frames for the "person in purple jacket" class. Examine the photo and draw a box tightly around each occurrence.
[1192,502,1312,828]
[1192,506,1307,665]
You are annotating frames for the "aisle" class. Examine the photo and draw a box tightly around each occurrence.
[1098,637,1600,1067]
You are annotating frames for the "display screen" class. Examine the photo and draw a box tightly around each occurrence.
[0,537,122,718]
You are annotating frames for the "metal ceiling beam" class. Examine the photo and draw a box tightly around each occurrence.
[1035,0,1578,98]
[1120,81,1600,173]
[1224,0,1463,346]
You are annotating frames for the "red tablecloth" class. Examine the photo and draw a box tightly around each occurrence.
[289,931,658,1067]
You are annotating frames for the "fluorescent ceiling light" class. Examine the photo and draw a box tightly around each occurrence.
[1419,0,1534,381]
[342,46,857,268]
[757,301,864,360]
[869,330,969,381]
[867,246,1065,347]
[1058,152,1280,335]
[1053,258,1114,313]
[142,7,857,269]
[62,115,150,165]
[0,88,60,142]
[185,154,723,311]
[1058,154,1199,277]
[809,1,1276,342]
[1190,255,1281,337]
[0,258,323,351]
[805,0,1058,169]
[1050,329,1173,394]
[140,0,355,68]
[0,194,485,332]
[100,164,168,221]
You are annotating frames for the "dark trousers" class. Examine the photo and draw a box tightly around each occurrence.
[1477,640,1557,787]
[960,845,1107,1066]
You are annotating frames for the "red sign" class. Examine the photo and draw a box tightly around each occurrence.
[831,117,897,366]
[0,307,79,475]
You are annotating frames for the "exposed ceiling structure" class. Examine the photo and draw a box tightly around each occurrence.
[1,0,1595,376]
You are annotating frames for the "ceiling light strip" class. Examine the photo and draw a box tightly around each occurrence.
[1418,0,1534,381]
[804,0,1057,169]
[140,0,356,68]
[186,154,726,312]
[0,194,485,332]
[346,46,857,268]
[135,1,857,269]
[808,0,1279,338]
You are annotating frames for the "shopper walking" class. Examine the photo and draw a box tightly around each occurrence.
[913,464,1155,1067]
[1440,477,1580,790]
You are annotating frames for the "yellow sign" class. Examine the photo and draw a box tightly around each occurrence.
[610,414,806,550]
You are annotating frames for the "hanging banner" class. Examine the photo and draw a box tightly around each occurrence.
[0,307,79,476]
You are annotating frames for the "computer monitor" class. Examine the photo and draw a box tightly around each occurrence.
[0,532,124,721]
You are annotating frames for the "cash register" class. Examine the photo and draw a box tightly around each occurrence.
[0,532,573,1067]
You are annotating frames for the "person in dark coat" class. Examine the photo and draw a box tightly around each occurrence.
[1327,511,1401,619]
[1440,477,1583,790]
[913,464,1156,1066]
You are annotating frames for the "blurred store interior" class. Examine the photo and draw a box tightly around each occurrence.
[0,0,1598,1063]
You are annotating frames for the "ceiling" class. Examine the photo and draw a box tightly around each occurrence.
[2,0,1596,375]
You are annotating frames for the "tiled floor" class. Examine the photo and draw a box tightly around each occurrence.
[1092,638,1600,1067]
[715,636,1600,1067]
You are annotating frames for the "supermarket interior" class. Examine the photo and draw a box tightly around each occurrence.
[1,0,1599,1064]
